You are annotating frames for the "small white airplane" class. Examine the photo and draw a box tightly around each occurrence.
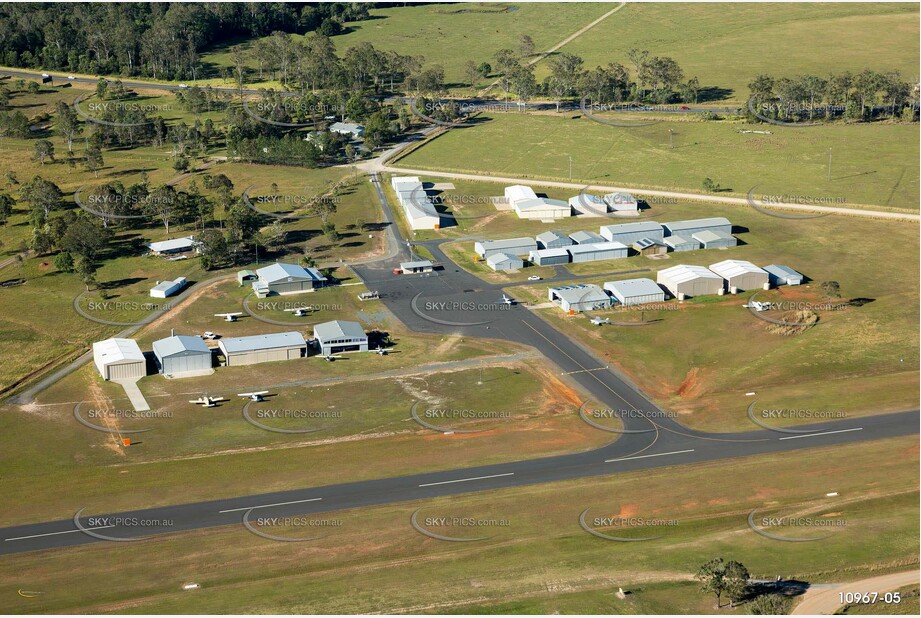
[323,354,343,362]
[589,317,611,326]
[743,301,773,312]
[189,395,227,407]
[375,347,394,356]
[499,294,515,306]
[202,331,218,340]
[238,390,269,402]
[284,307,313,317]
[215,312,243,322]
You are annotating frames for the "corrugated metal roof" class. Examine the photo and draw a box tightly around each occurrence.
[505,185,538,202]
[692,229,734,243]
[530,247,570,258]
[400,260,433,269]
[600,221,662,235]
[152,335,209,358]
[604,278,663,297]
[313,320,367,341]
[569,231,605,244]
[708,259,767,279]
[219,332,306,354]
[486,252,521,266]
[477,237,537,250]
[536,231,571,244]
[658,264,722,284]
[257,262,326,284]
[664,217,731,233]
[568,241,628,254]
[93,338,145,364]
[151,277,186,294]
[633,237,662,250]
[550,283,609,304]
[663,234,697,247]
[148,237,196,252]
[764,264,803,280]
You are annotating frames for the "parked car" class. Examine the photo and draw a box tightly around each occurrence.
[527,275,542,281]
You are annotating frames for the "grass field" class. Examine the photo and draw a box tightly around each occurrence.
[396,113,919,211]
[198,3,613,90]
[1,436,915,613]
[545,3,920,103]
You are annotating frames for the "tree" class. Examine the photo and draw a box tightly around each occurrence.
[84,146,104,177]
[696,558,729,609]
[463,60,480,89]
[144,185,180,236]
[53,251,75,273]
[198,228,229,270]
[55,101,83,151]
[723,561,751,608]
[821,280,841,298]
[74,254,97,291]
[518,34,535,57]
[20,176,63,223]
[33,140,55,165]
[0,193,13,225]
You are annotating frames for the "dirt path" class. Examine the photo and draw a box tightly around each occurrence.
[792,570,919,615]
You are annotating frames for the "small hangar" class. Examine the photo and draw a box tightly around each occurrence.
[764,264,804,286]
[314,320,369,356]
[604,278,666,306]
[548,284,611,313]
[152,335,212,376]
[253,262,327,297]
[487,252,524,271]
[662,217,732,238]
[709,259,769,292]
[657,264,724,298]
[599,221,663,245]
[93,338,146,381]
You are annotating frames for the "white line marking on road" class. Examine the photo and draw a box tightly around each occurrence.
[419,472,514,487]
[605,449,694,463]
[5,525,115,541]
[778,428,863,440]
[219,498,322,513]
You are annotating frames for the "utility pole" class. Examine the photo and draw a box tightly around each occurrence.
[827,147,832,181]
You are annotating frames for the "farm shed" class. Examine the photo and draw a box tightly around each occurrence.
[657,264,724,298]
[604,278,666,306]
[313,320,369,356]
[709,259,769,291]
[152,335,212,376]
[93,338,146,381]
[599,221,664,245]
[218,332,307,366]
[764,264,804,286]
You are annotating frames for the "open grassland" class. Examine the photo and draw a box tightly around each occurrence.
[0,436,916,613]
[396,113,919,211]
[199,3,613,90]
[544,3,920,103]
[491,199,921,432]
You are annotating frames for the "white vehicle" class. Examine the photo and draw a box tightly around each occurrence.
[499,294,515,306]
[589,317,611,326]
[202,331,218,340]
[41,73,50,78]
[67,75,75,80]
[178,83,188,88]
[238,390,269,402]
[214,312,243,322]
[743,300,773,312]
[527,275,541,281]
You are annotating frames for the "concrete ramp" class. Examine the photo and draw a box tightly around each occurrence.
[113,378,150,412]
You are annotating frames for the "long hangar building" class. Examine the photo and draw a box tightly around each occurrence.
[152,334,212,376]
[218,332,307,366]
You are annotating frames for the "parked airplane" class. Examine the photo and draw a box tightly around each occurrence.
[323,354,343,362]
[215,312,243,322]
[238,390,269,402]
[284,307,313,317]
[589,317,611,326]
[743,301,773,312]
[499,294,515,306]
[375,347,394,356]
[188,395,227,407]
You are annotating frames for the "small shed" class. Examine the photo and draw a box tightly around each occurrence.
[529,247,571,266]
[150,277,187,298]
[764,264,804,286]
[237,270,257,286]
[693,229,737,249]
[399,260,434,274]
[632,238,667,256]
[486,252,524,271]
[663,235,699,252]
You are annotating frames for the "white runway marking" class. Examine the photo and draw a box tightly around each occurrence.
[5,525,115,541]
[778,428,863,440]
[419,472,514,487]
[605,449,694,463]
[219,498,322,513]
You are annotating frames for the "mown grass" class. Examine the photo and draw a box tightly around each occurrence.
[0,436,915,614]
[397,113,919,211]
